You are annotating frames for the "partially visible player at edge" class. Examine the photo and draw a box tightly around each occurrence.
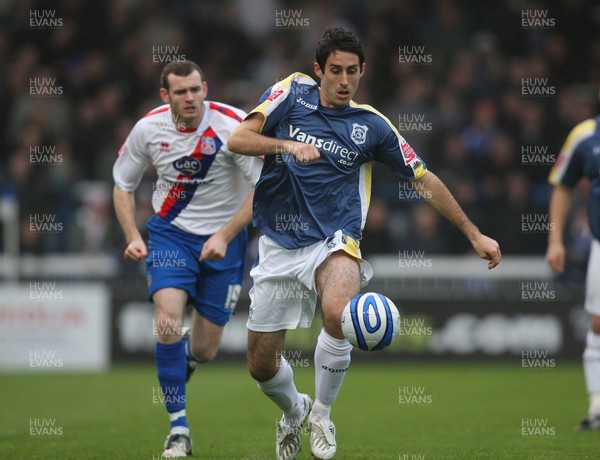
[228,27,501,460]
[546,92,600,431]
[113,60,262,458]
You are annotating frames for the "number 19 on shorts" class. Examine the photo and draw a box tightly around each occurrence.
[224,284,241,311]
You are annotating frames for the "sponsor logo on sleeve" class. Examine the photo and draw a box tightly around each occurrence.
[400,137,416,165]
[267,87,285,101]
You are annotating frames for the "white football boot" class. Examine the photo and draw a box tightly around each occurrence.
[276,393,313,460]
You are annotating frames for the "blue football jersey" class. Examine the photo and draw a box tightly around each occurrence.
[549,115,600,241]
[249,72,428,249]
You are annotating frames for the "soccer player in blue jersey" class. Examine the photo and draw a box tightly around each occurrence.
[228,28,501,459]
[546,104,600,431]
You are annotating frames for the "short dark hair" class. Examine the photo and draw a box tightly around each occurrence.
[160,60,204,90]
[315,27,365,71]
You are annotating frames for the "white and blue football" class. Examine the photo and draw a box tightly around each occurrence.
[341,292,400,351]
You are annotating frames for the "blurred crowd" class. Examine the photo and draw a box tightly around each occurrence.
[0,0,598,279]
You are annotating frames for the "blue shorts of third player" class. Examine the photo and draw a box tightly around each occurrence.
[145,214,246,326]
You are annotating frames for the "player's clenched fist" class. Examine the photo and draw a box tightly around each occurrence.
[546,240,566,274]
[124,238,148,262]
[287,141,320,163]
[470,233,501,269]
[199,233,227,262]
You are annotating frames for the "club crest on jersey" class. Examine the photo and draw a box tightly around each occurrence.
[173,156,201,176]
[200,136,217,155]
[351,123,368,145]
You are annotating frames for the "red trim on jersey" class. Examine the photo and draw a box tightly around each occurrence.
[156,126,218,219]
[116,142,125,160]
[209,102,243,122]
[157,136,204,218]
[177,126,197,133]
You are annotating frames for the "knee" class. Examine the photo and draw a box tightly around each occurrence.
[322,304,347,339]
[247,350,277,382]
[191,345,218,364]
[155,311,182,342]
[323,315,342,339]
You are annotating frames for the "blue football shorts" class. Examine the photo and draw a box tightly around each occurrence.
[145,214,246,326]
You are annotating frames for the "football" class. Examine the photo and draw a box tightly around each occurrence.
[341,292,400,351]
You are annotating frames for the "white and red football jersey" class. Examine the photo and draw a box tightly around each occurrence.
[113,101,263,235]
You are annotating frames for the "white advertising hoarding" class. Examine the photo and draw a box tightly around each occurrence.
[0,282,110,371]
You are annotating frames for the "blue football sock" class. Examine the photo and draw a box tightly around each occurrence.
[155,340,189,431]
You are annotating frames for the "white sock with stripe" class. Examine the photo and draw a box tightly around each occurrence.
[312,328,352,421]
[257,356,304,425]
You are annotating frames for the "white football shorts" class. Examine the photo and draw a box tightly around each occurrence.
[247,230,373,332]
[585,238,600,316]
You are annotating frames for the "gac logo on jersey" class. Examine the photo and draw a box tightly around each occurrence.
[173,156,201,176]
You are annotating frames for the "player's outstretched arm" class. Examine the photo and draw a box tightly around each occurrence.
[199,191,254,262]
[414,171,501,269]
[113,185,148,262]
[228,113,320,163]
[546,185,571,274]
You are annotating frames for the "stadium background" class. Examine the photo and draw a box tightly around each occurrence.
[1,1,600,459]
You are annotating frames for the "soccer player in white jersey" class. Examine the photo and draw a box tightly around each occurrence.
[228,28,501,459]
[113,60,262,458]
[546,102,600,431]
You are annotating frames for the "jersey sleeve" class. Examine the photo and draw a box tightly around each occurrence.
[247,72,316,134]
[549,118,596,188]
[233,154,264,188]
[374,117,427,180]
[112,121,151,192]
[211,104,264,188]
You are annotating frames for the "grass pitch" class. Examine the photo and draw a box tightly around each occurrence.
[0,361,596,459]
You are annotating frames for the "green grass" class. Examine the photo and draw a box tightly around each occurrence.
[0,361,596,459]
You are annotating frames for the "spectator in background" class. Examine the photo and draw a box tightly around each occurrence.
[0,0,597,265]
[461,98,500,161]
[360,197,395,257]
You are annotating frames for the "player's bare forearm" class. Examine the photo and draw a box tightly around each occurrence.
[199,191,254,261]
[415,171,501,268]
[113,185,147,261]
[416,172,478,239]
[545,185,571,273]
[113,185,143,244]
[547,185,571,244]
[217,191,254,243]
[228,113,320,162]
[228,115,283,156]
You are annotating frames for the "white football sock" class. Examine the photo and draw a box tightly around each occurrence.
[584,330,600,416]
[313,328,352,419]
[256,356,304,425]
[311,398,331,420]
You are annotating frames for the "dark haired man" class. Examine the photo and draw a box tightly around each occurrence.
[228,27,501,459]
[113,60,262,457]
